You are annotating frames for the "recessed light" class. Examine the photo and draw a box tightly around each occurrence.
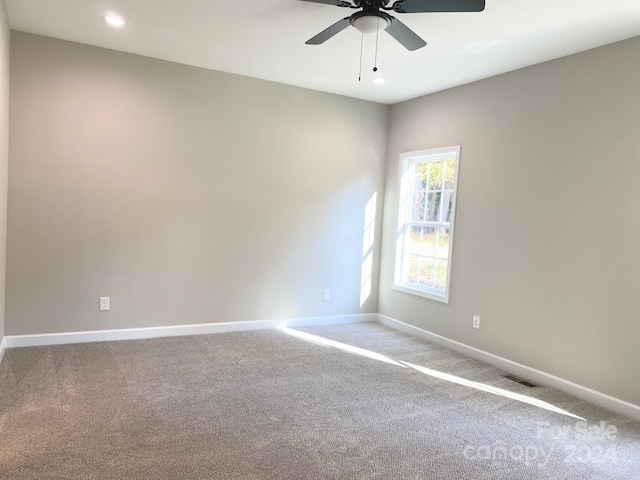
[103,15,125,28]
[372,78,386,85]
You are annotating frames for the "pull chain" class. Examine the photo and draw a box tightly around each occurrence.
[373,17,380,73]
[358,32,364,82]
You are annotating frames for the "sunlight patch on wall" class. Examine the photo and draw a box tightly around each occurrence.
[360,192,377,307]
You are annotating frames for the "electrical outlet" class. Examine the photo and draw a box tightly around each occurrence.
[323,290,331,301]
[100,297,110,311]
[473,315,480,330]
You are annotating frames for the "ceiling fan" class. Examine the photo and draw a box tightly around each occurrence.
[299,0,485,51]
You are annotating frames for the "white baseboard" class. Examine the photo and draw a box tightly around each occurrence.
[4,314,376,349]
[0,336,6,364]
[377,314,640,423]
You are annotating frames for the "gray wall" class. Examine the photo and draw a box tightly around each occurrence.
[7,32,388,335]
[0,1,9,344]
[379,37,640,406]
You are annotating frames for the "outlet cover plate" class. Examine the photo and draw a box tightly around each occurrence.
[100,297,110,311]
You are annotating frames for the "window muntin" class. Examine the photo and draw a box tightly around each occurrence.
[393,147,460,303]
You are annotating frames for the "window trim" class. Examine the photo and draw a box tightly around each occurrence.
[391,146,461,304]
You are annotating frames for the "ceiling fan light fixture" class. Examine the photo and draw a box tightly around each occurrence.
[352,14,390,35]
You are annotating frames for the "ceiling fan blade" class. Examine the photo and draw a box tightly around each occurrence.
[392,0,485,14]
[297,0,353,7]
[385,17,427,51]
[305,17,351,45]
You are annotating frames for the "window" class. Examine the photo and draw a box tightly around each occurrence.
[393,146,460,303]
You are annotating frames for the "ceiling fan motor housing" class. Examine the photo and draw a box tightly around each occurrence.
[353,0,392,8]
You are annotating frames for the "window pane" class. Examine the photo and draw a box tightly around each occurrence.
[429,161,444,190]
[444,159,456,190]
[408,226,421,255]
[426,192,441,221]
[411,192,426,221]
[422,227,436,256]
[436,228,450,259]
[419,257,435,287]
[441,191,453,223]
[413,163,428,191]
[435,260,448,290]
[405,255,419,283]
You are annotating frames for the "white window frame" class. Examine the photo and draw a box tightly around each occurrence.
[392,146,461,303]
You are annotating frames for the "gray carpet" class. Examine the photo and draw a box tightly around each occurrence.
[0,322,638,479]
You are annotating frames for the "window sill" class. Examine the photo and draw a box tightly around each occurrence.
[391,284,449,304]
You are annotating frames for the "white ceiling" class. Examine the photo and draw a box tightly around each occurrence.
[5,0,640,104]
